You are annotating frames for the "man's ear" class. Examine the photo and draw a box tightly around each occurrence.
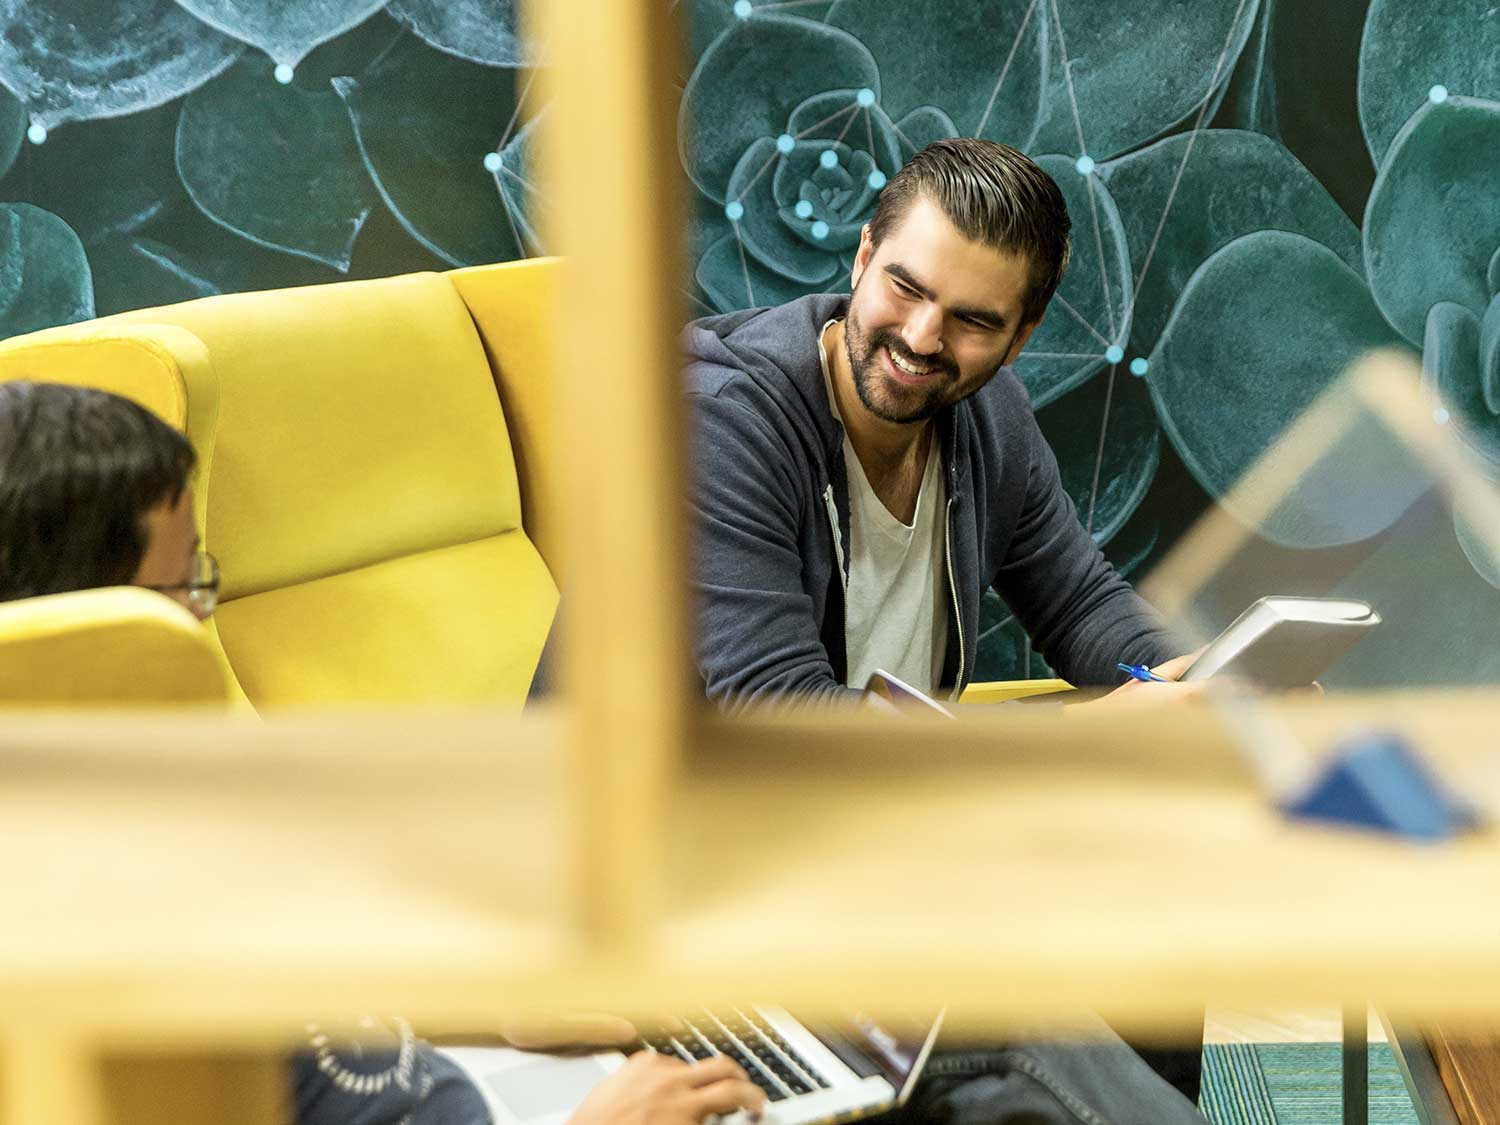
[1003,317,1042,366]
[851,225,874,290]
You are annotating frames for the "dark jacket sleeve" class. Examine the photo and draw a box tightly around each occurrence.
[990,416,1177,685]
[690,386,860,712]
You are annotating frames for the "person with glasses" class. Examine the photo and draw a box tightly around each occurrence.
[0,380,218,619]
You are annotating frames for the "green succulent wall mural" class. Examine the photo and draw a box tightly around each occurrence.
[0,1,1495,681]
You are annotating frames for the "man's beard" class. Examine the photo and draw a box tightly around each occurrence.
[843,305,963,425]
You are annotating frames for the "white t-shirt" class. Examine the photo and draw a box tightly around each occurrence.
[819,322,950,694]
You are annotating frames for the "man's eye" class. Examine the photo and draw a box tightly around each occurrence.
[892,280,918,298]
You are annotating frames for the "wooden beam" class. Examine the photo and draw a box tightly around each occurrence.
[530,0,691,950]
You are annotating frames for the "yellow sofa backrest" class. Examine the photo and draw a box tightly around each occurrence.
[0,262,560,711]
[0,588,230,707]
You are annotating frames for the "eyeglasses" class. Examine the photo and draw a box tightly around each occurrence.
[142,550,220,619]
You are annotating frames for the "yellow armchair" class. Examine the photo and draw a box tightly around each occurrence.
[0,260,562,712]
[0,588,230,707]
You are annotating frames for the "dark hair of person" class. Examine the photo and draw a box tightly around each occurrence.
[0,381,196,602]
[867,137,1073,326]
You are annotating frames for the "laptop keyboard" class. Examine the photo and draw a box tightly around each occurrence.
[637,1008,833,1102]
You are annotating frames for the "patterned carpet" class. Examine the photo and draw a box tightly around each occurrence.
[1200,1043,1420,1125]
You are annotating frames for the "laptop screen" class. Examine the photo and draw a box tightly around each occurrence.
[811,1010,945,1102]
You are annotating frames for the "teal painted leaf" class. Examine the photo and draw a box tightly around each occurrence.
[1098,129,1361,361]
[729,137,841,285]
[680,14,879,203]
[825,0,1046,147]
[1,100,182,245]
[1036,364,1158,546]
[177,57,375,270]
[173,0,388,70]
[87,235,221,316]
[1029,0,1261,161]
[1456,506,1500,591]
[973,604,1053,683]
[1324,495,1500,688]
[0,203,93,339]
[1149,230,1413,547]
[334,37,530,266]
[0,85,21,180]
[1358,0,1500,167]
[892,106,958,154]
[1013,154,1131,408]
[1421,301,1499,474]
[385,0,535,68]
[1364,96,1500,346]
[1213,0,1374,224]
[696,233,829,312]
[492,112,545,256]
[0,1,243,130]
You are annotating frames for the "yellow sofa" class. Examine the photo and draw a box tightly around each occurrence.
[0,260,562,711]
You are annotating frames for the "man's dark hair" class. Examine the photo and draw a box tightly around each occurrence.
[0,381,195,602]
[868,137,1072,326]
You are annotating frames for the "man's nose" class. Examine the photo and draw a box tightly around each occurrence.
[901,303,943,356]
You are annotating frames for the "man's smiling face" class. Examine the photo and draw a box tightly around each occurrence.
[843,194,1039,426]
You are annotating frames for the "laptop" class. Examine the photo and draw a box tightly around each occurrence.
[439,1006,944,1125]
[439,672,948,1124]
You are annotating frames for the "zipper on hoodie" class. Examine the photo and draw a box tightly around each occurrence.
[823,483,847,593]
[944,494,964,700]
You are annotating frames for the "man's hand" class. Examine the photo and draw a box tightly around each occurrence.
[1089,651,1210,708]
[567,1052,766,1125]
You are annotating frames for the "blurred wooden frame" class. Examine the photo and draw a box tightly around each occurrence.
[7,2,1500,1122]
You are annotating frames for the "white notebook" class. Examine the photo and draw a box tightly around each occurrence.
[1181,596,1380,686]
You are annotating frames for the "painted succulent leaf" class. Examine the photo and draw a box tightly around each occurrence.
[1422,302,1498,473]
[824,0,1047,148]
[893,106,958,154]
[1358,0,1500,167]
[0,0,243,130]
[1214,0,1277,134]
[172,0,389,69]
[680,14,879,204]
[1324,496,1500,688]
[385,0,535,68]
[1363,96,1500,347]
[1035,364,1159,546]
[697,232,830,312]
[177,57,374,271]
[492,111,545,256]
[1490,247,1500,300]
[1213,0,1374,225]
[333,38,528,267]
[785,90,902,176]
[1012,155,1130,409]
[87,234,220,317]
[776,143,874,253]
[1455,507,1500,592]
[1029,0,1261,161]
[1482,293,1500,416]
[973,607,1054,682]
[0,100,183,246]
[1098,129,1361,362]
[728,137,841,285]
[0,203,93,338]
[0,86,21,180]
[1149,230,1416,547]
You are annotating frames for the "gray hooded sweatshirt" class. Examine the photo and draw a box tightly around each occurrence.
[685,293,1174,711]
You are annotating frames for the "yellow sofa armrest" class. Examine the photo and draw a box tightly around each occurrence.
[0,588,232,708]
[959,678,1075,704]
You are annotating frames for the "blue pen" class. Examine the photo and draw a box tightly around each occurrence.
[1117,662,1170,683]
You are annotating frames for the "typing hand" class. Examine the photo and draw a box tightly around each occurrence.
[566,1052,766,1125]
